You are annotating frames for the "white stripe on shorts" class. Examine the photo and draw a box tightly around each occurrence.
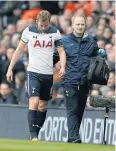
[27,73,30,96]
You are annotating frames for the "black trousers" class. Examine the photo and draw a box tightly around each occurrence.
[63,84,89,141]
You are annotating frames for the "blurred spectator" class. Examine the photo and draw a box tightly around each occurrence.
[106,89,115,96]
[97,39,105,49]
[0,17,3,40]
[91,10,100,26]
[13,72,28,104]
[0,39,10,83]
[0,39,10,56]
[105,43,113,54]
[107,71,115,90]
[11,33,21,48]
[86,89,101,108]
[90,89,101,96]
[0,1,29,27]
[101,1,112,14]
[21,8,41,22]
[0,81,17,104]
[50,15,59,29]
[100,71,115,96]
[86,16,96,37]
[0,1,17,26]
[3,48,26,82]
[98,17,110,27]
[102,27,113,43]
[16,20,28,34]
[59,15,70,34]
[27,18,36,27]
[3,34,11,41]
[65,26,73,34]
[111,34,116,45]
[107,45,115,62]
[92,1,101,12]
[109,14,115,31]
[65,1,92,17]
[48,87,64,107]
[7,24,16,36]
[55,87,65,107]
[95,25,104,40]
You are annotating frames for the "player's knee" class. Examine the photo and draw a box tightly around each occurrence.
[29,97,39,110]
[38,101,48,112]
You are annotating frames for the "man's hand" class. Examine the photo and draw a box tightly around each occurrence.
[6,69,13,83]
[59,67,65,78]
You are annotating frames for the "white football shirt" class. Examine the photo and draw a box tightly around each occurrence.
[21,25,62,74]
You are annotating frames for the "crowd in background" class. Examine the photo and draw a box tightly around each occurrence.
[0,1,115,107]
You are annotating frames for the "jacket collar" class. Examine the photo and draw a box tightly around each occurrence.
[68,32,89,42]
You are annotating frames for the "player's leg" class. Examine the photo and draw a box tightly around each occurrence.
[36,99,48,135]
[64,86,81,143]
[27,72,40,140]
[36,74,53,136]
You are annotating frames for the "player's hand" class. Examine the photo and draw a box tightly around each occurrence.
[59,67,65,78]
[6,69,13,83]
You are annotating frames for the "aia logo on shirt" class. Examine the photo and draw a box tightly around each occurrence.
[34,40,52,48]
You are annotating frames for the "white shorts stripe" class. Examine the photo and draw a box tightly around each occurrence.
[27,73,30,96]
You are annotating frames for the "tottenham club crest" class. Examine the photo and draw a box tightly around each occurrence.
[32,87,35,93]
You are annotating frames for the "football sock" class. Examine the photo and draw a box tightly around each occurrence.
[36,110,47,135]
[27,109,38,139]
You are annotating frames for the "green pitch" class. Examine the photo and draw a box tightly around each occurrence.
[0,139,114,151]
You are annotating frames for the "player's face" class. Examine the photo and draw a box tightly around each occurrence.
[37,19,50,33]
[72,17,86,36]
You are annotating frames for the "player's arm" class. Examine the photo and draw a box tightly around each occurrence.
[55,39,66,77]
[6,27,29,82]
[6,40,27,82]
[56,45,66,70]
[54,29,66,77]
[53,49,59,65]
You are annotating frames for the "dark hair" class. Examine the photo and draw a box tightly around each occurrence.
[0,81,11,88]
[100,17,110,24]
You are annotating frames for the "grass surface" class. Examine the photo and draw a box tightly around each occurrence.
[0,139,114,151]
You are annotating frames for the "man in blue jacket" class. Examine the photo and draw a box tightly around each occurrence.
[54,14,106,143]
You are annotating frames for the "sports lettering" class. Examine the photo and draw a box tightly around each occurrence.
[39,116,115,145]
[34,40,52,48]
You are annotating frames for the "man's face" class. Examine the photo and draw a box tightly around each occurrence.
[86,16,93,28]
[72,17,86,35]
[37,19,50,33]
[103,28,112,39]
[7,48,14,60]
[0,84,10,97]
[107,72,115,88]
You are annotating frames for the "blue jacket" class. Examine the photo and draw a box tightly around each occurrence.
[54,33,105,86]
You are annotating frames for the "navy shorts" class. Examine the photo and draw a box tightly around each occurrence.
[27,71,53,101]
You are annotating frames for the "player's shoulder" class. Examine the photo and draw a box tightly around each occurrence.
[27,25,59,34]
[28,25,39,33]
[47,25,59,34]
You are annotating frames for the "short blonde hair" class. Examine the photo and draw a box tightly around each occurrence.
[37,10,51,21]
[71,14,86,24]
